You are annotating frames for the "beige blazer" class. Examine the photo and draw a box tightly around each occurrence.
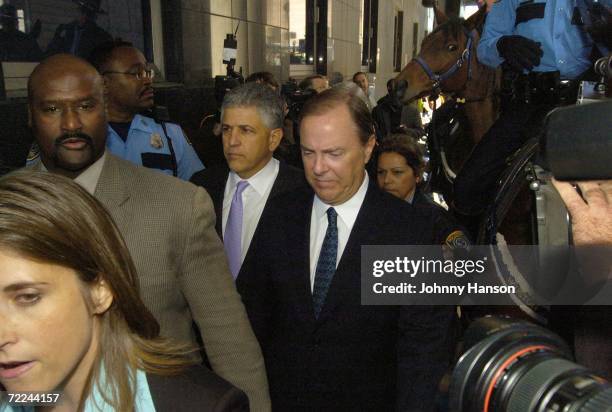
[31,154,271,411]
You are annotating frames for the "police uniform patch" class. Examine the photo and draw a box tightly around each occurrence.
[150,133,164,149]
[445,230,471,250]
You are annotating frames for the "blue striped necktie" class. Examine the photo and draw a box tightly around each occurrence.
[312,207,338,318]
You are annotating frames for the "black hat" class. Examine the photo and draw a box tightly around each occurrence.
[72,0,106,15]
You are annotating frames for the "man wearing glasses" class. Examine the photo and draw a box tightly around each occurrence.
[89,41,204,180]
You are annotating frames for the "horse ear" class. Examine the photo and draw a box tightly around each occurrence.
[433,5,449,25]
[465,5,487,31]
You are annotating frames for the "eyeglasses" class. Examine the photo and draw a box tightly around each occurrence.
[102,67,155,80]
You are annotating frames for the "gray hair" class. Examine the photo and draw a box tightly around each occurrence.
[221,82,284,129]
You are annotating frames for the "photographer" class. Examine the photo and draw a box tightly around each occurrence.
[372,79,424,141]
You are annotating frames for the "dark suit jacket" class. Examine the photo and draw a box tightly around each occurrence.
[45,20,113,59]
[190,161,307,277]
[237,181,456,412]
[149,366,249,412]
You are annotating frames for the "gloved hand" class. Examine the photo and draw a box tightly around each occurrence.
[497,35,544,72]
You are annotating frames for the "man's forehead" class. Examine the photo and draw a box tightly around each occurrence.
[110,47,146,66]
[222,106,265,124]
[31,72,102,101]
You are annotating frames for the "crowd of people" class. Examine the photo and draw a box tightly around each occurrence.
[0,0,611,410]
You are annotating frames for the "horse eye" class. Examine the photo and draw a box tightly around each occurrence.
[447,44,458,52]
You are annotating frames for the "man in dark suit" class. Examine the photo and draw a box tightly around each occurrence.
[238,88,456,411]
[45,0,112,59]
[191,82,306,279]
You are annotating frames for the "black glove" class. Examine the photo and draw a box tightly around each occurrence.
[497,35,544,72]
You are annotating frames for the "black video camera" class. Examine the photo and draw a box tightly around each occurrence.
[280,80,317,144]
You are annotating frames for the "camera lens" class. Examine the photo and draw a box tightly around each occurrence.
[449,317,612,412]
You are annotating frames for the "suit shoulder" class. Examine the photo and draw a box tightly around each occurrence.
[148,366,249,411]
[112,155,199,197]
[190,164,229,189]
[267,184,313,212]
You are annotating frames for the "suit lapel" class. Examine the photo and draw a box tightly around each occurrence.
[269,162,294,199]
[94,154,131,215]
[288,195,317,321]
[211,168,229,237]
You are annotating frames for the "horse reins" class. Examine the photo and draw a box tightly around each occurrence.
[413,28,477,97]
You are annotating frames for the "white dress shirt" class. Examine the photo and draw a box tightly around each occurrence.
[309,173,369,290]
[39,150,107,195]
[222,157,280,265]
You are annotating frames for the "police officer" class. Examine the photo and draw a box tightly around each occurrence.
[453,0,612,236]
[89,41,204,180]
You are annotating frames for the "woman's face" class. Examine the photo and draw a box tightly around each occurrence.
[0,249,110,396]
[377,151,420,200]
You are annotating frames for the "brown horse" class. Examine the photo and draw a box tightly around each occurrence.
[393,7,550,324]
[395,6,498,145]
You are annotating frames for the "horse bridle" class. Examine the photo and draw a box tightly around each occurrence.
[413,28,476,96]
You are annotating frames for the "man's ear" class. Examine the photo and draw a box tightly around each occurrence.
[364,134,377,164]
[91,277,113,315]
[268,127,283,152]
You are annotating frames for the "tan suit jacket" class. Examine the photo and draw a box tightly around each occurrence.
[31,154,270,411]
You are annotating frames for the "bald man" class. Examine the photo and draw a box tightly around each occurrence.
[26,54,271,411]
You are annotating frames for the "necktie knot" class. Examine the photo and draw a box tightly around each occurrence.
[235,180,249,196]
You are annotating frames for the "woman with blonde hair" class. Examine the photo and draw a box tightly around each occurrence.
[0,171,248,411]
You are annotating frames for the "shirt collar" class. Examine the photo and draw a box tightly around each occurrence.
[228,157,279,196]
[39,151,106,195]
[313,172,369,224]
[405,190,416,204]
[129,114,156,133]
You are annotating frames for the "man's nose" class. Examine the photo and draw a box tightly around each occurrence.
[226,128,241,146]
[312,155,327,175]
[61,108,83,132]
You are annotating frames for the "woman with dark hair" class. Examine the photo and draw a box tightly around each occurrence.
[0,171,248,411]
[376,134,471,247]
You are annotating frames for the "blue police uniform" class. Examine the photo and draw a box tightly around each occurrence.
[478,0,609,78]
[107,114,204,181]
[453,0,610,232]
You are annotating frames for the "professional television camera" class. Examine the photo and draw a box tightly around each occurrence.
[280,79,316,144]
[449,317,612,412]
